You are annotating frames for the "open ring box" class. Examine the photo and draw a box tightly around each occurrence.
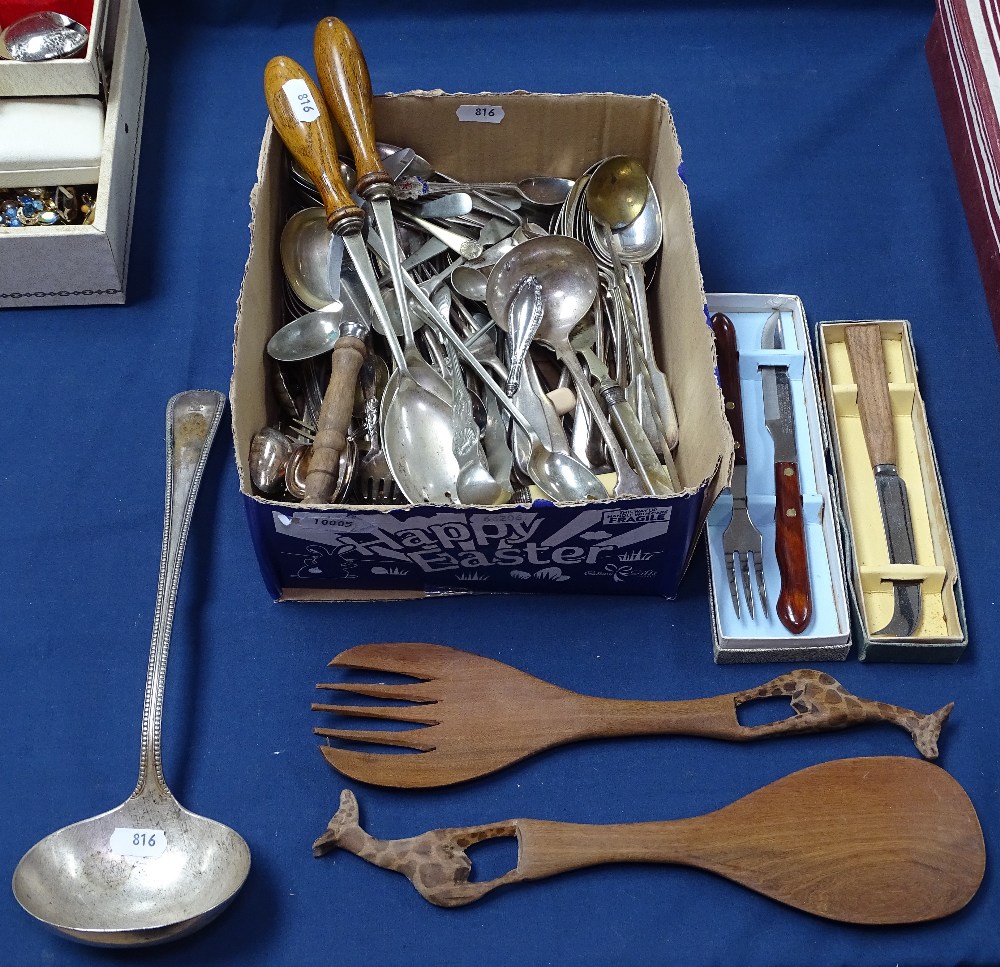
[0,0,146,306]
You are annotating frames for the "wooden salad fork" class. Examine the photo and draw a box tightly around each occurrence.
[312,757,984,923]
[313,642,953,788]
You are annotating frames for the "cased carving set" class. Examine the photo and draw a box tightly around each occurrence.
[7,9,983,952]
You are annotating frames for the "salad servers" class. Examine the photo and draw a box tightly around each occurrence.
[313,641,952,788]
[314,757,983,924]
[12,391,250,946]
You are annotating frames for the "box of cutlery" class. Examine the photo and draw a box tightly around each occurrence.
[0,0,109,98]
[705,294,851,663]
[0,0,145,306]
[231,90,732,601]
[816,320,967,661]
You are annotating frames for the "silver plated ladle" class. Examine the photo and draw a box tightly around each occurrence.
[12,391,250,947]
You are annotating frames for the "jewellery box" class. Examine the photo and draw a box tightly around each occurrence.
[0,0,145,307]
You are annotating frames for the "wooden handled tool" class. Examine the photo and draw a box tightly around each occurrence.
[313,18,421,364]
[313,17,391,196]
[303,322,368,502]
[264,56,381,502]
[843,323,922,637]
[313,642,952,788]
[263,56,363,233]
[759,311,812,633]
[314,757,984,924]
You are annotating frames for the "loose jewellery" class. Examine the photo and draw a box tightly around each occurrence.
[0,185,95,227]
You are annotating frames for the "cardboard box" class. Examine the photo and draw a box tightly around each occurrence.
[926,0,1000,346]
[231,92,731,601]
[817,320,967,662]
[0,0,109,98]
[705,294,851,663]
[0,0,146,307]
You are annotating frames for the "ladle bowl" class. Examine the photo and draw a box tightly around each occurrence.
[486,235,600,336]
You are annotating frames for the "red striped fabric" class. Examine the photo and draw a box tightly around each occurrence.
[929,0,1000,342]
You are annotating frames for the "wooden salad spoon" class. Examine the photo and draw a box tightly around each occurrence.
[313,756,984,923]
[313,642,952,788]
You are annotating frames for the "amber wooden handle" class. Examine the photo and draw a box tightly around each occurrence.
[304,332,367,503]
[774,460,811,634]
[844,323,896,468]
[263,55,364,232]
[314,17,392,196]
[711,312,747,466]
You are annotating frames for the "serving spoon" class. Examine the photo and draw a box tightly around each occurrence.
[12,391,250,946]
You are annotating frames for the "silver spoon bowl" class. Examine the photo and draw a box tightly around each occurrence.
[12,392,250,946]
[280,208,342,310]
[267,302,343,362]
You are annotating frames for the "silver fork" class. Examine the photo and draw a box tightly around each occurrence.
[712,311,768,619]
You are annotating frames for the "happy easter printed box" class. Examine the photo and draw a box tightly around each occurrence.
[231,91,731,601]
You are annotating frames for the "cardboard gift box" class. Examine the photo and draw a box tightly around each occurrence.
[816,320,967,662]
[0,0,146,307]
[705,294,852,663]
[231,91,732,602]
[927,0,1000,345]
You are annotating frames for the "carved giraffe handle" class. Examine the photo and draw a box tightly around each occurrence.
[586,669,950,760]
[728,670,953,759]
[314,760,986,923]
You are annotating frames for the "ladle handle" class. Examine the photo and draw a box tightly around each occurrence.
[135,390,225,798]
[263,55,364,233]
[304,325,368,503]
[314,17,392,197]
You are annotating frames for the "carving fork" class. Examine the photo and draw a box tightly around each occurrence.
[713,312,768,619]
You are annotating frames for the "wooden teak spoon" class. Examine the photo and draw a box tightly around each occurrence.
[314,756,984,923]
[313,642,952,788]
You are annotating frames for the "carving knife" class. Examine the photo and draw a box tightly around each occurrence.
[759,311,812,634]
[843,324,922,637]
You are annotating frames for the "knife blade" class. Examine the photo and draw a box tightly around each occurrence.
[843,324,922,637]
[760,311,812,634]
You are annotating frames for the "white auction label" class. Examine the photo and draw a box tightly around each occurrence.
[282,78,321,122]
[110,827,167,858]
[456,104,504,124]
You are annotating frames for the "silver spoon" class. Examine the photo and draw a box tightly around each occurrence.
[280,207,342,310]
[1,11,88,60]
[594,179,678,451]
[487,236,645,497]
[249,425,294,493]
[267,302,343,362]
[12,391,250,946]
[367,231,606,502]
[413,175,574,207]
